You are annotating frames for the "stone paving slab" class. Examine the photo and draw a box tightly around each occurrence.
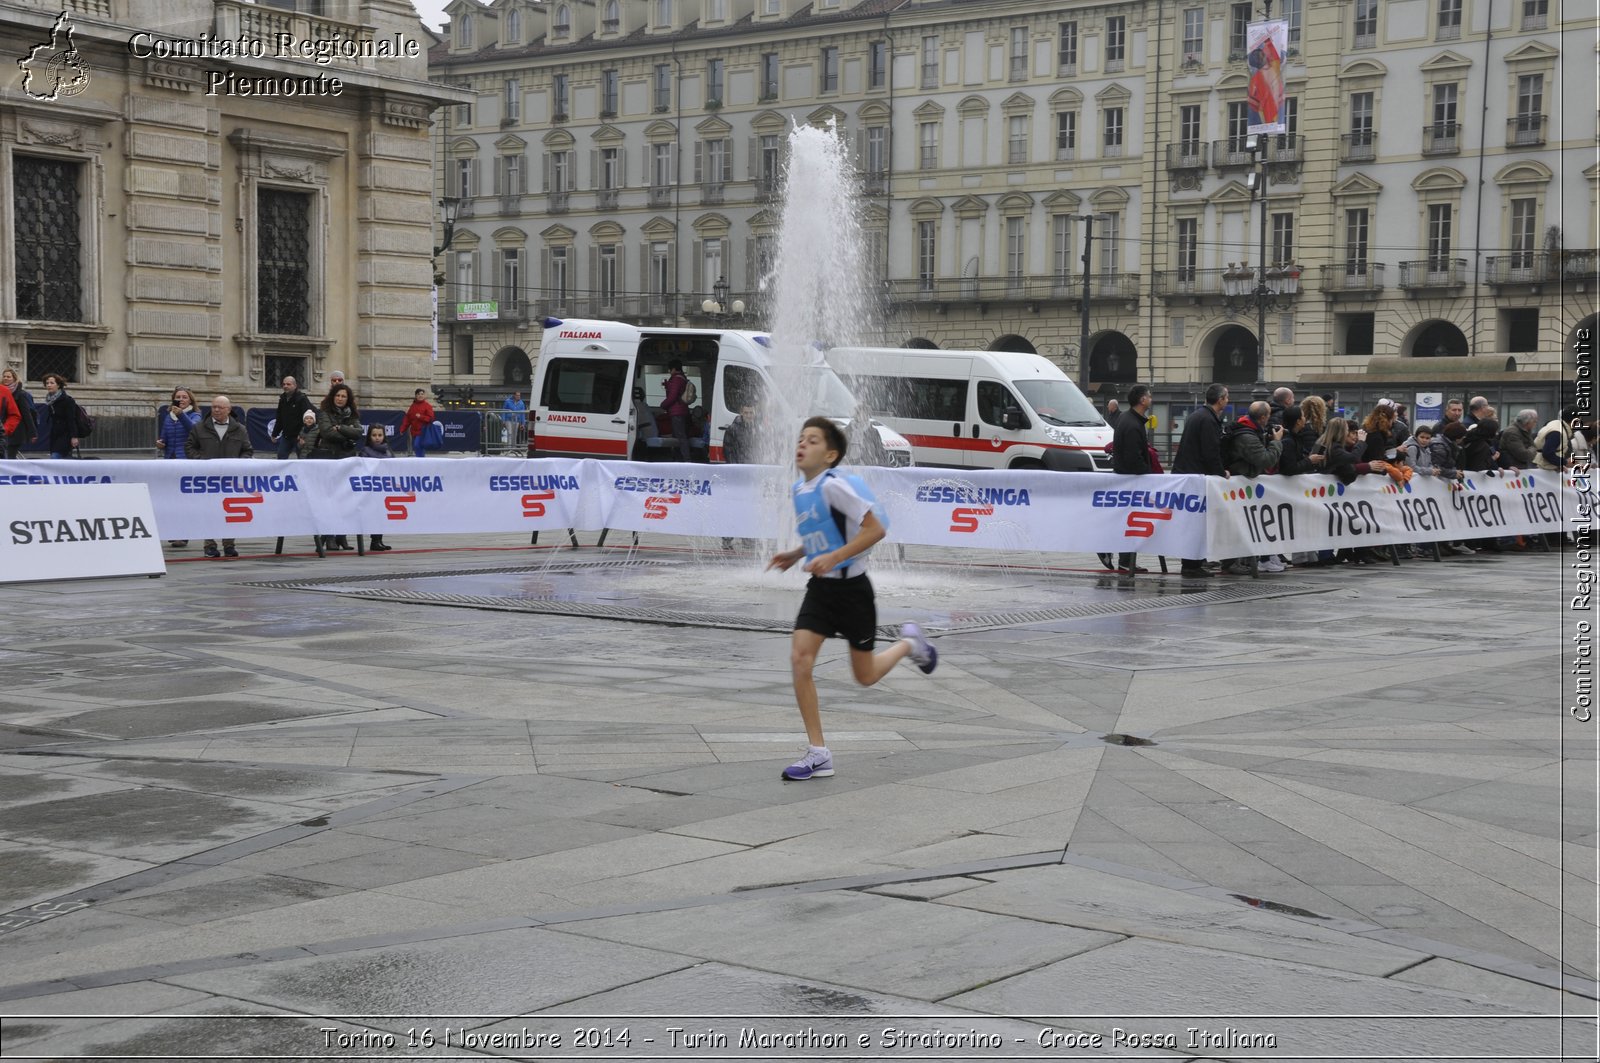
[0,536,1590,1061]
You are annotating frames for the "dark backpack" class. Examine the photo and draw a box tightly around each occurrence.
[74,401,95,438]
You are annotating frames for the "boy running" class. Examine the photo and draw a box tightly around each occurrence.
[767,417,938,781]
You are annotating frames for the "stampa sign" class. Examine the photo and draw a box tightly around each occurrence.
[1,484,166,583]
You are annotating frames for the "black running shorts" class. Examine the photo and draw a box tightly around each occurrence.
[794,573,877,651]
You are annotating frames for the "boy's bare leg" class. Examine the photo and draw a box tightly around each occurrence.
[790,629,829,747]
[850,639,911,687]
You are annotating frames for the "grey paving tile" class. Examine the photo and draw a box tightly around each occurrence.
[947,939,1551,1056]
[554,890,1120,1001]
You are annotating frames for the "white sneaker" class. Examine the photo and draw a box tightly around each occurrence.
[900,622,939,674]
[1260,558,1287,573]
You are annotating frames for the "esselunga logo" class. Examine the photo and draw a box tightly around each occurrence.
[347,474,444,493]
[180,474,300,493]
[913,484,1032,506]
[613,476,711,495]
[1300,483,1348,498]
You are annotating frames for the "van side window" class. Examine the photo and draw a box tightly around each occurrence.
[723,364,765,410]
[977,381,1025,427]
[541,358,628,413]
[886,377,967,421]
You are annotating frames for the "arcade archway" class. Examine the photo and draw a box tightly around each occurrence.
[1088,331,1137,383]
[988,334,1038,354]
[1409,320,1469,357]
[1209,325,1257,384]
[491,346,533,388]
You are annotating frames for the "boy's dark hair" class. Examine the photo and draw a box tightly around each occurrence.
[804,415,848,467]
[668,359,683,372]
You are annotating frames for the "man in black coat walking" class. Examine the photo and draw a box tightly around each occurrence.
[1172,383,1231,578]
[271,376,314,460]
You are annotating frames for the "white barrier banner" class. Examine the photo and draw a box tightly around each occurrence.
[1206,470,1583,557]
[2,460,1581,559]
[0,460,329,539]
[863,467,1210,556]
[1,484,166,583]
[339,458,588,534]
[589,461,790,539]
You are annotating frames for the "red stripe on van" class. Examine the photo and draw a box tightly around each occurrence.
[900,435,1101,454]
[533,435,630,456]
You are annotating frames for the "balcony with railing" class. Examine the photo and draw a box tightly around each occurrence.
[700,182,725,206]
[1340,132,1377,162]
[1320,263,1386,296]
[1213,138,1254,169]
[217,0,375,68]
[648,185,673,207]
[1422,123,1462,155]
[1153,265,1305,301]
[1507,114,1546,147]
[860,170,888,195]
[1399,258,1468,290]
[1165,142,1208,172]
[886,274,1139,307]
[1485,253,1549,286]
[596,188,619,210]
[547,191,570,213]
[1266,133,1301,164]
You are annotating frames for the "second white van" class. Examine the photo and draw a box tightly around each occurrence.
[825,347,1113,471]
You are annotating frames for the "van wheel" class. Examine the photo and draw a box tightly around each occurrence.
[1009,458,1044,470]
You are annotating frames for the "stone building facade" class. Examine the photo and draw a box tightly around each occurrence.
[1,0,464,413]
[427,0,1593,416]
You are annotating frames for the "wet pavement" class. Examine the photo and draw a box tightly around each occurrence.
[0,532,1593,1061]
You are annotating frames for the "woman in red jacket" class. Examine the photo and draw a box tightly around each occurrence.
[397,388,435,458]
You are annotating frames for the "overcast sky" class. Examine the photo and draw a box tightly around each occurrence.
[411,0,450,30]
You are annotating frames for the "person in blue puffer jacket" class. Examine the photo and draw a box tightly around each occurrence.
[156,386,202,548]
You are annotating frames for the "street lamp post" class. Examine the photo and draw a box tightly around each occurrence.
[433,196,461,258]
[1247,135,1269,399]
[701,275,746,322]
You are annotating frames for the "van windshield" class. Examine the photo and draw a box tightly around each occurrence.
[769,363,860,420]
[1012,379,1104,427]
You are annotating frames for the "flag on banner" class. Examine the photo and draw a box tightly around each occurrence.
[1246,20,1288,134]
[431,286,439,362]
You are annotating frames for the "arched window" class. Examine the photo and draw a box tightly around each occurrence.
[457,14,473,47]
[604,0,620,30]
[506,8,521,42]
[555,4,571,35]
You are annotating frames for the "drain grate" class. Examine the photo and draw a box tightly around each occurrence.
[248,560,1327,637]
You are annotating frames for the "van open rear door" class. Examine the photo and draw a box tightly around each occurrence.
[531,353,634,458]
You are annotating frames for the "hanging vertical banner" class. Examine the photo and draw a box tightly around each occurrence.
[1246,20,1288,134]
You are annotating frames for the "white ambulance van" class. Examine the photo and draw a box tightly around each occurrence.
[824,347,1113,471]
[529,318,914,465]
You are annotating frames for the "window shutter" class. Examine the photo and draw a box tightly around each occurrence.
[520,154,529,193]
[589,245,599,301]
[693,141,703,184]
[747,136,758,179]
[639,240,650,291]
[669,144,677,184]
[721,139,732,181]
[692,239,703,294]
[541,247,552,302]
[855,127,865,168]
[494,156,504,195]
[643,143,652,184]
[619,151,627,187]
[492,249,503,297]
[667,241,676,292]
[745,238,755,288]
[590,149,600,189]
[471,250,481,292]
[542,153,552,193]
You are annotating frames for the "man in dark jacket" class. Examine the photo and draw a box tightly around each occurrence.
[270,376,314,460]
[1458,396,1501,472]
[1267,387,1294,429]
[1172,384,1231,578]
[1223,401,1284,478]
[189,395,254,558]
[1108,384,1154,575]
